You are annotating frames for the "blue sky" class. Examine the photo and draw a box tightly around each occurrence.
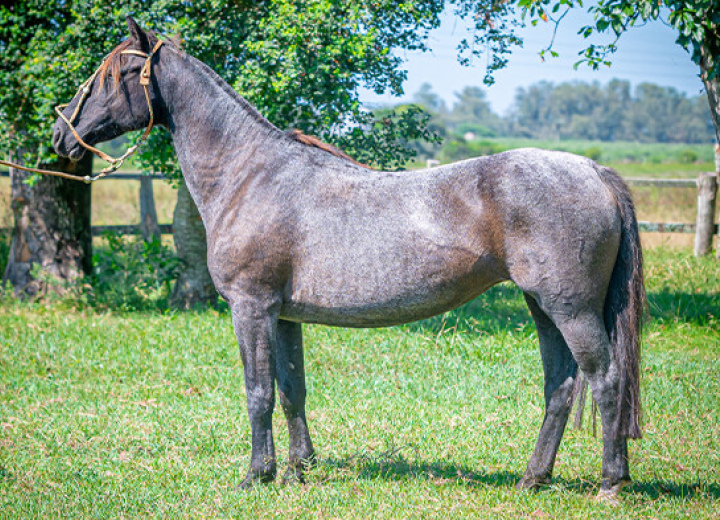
[360,7,706,115]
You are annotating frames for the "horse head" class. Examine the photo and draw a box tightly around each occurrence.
[53,17,164,162]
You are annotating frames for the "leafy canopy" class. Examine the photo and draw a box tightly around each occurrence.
[448,0,720,84]
[1,1,448,172]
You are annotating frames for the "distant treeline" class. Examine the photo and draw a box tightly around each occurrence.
[411,79,714,145]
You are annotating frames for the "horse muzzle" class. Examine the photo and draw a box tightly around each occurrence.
[52,119,86,161]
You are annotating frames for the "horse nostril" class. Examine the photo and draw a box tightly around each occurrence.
[52,123,65,154]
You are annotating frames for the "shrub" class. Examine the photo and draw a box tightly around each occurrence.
[0,202,10,278]
[90,232,180,311]
[583,146,603,161]
[438,138,503,162]
[677,148,699,164]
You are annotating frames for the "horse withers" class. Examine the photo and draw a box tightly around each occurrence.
[53,18,645,502]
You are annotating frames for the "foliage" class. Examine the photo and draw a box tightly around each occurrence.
[0,232,9,280]
[437,138,504,162]
[677,148,700,164]
[0,201,9,276]
[337,105,442,170]
[89,232,180,311]
[0,248,718,517]
[411,80,713,145]
[447,0,720,83]
[1,1,446,173]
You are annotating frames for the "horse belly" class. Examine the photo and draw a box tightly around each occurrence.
[280,243,503,328]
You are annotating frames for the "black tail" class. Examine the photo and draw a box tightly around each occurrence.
[596,166,646,439]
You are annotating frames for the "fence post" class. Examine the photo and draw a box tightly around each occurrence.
[694,172,718,257]
[139,176,160,242]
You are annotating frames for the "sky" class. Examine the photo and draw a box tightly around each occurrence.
[360,6,706,115]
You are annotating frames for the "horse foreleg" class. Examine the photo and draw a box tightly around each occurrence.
[517,294,578,490]
[276,319,316,483]
[232,301,279,488]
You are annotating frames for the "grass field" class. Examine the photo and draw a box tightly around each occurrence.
[0,248,718,519]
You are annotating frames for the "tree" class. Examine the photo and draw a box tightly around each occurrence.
[447,86,506,137]
[449,0,720,145]
[505,79,711,142]
[0,2,134,296]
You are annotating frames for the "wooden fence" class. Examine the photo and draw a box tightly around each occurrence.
[2,171,719,255]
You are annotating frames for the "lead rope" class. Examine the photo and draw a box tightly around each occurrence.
[0,39,164,184]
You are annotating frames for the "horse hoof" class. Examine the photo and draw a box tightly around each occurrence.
[595,480,630,506]
[516,475,550,491]
[281,466,305,485]
[281,454,317,485]
[238,469,276,490]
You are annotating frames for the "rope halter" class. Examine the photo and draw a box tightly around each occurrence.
[52,39,165,183]
[0,39,165,184]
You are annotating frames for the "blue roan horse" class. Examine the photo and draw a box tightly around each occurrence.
[53,18,645,501]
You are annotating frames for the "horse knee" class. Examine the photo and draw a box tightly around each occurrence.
[545,375,575,416]
[278,381,305,415]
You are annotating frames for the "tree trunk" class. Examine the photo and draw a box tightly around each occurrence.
[170,180,218,308]
[701,46,720,146]
[2,152,92,297]
[700,43,720,257]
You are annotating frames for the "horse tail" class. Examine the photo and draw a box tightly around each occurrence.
[595,165,646,439]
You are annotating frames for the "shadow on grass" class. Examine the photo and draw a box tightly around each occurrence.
[321,448,720,500]
[627,479,720,500]
[404,282,533,337]
[647,289,720,326]
[323,450,521,489]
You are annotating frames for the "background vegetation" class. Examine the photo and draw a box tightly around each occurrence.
[403,79,714,164]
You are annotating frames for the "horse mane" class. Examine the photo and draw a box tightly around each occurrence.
[286,129,370,168]
[100,30,182,90]
[100,32,370,169]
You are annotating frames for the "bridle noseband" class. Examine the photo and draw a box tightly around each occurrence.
[0,39,164,183]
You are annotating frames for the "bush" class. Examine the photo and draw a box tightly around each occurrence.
[0,229,9,279]
[0,202,10,278]
[583,146,603,161]
[438,138,503,162]
[90,232,180,311]
[677,148,699,164]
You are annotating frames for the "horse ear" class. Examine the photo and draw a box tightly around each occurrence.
[126,16,150,53]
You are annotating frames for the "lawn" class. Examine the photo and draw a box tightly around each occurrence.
[0,248,718,519]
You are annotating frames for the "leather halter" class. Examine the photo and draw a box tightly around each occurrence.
[0,39,164,183]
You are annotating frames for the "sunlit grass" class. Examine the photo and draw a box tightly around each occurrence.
[1,248,718,518]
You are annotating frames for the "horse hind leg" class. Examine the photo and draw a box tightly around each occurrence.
[275,320,316,483]
[517,293,578,490]
[550,309,631,502]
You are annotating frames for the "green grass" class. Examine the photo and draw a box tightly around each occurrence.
[477,138,716,165]
[1,248,719,518]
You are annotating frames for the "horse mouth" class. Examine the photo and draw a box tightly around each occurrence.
[53,127,87,161]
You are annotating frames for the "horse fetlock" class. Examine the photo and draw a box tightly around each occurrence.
[239,464,277,490]
[515,473,551,491]
[595,478,631,506]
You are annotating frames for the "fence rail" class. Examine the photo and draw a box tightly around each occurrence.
[2,170,719,253]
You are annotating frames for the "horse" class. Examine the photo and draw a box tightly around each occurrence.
[53,17,645,501]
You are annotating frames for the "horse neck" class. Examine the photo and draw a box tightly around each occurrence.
[158,49,285,219]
